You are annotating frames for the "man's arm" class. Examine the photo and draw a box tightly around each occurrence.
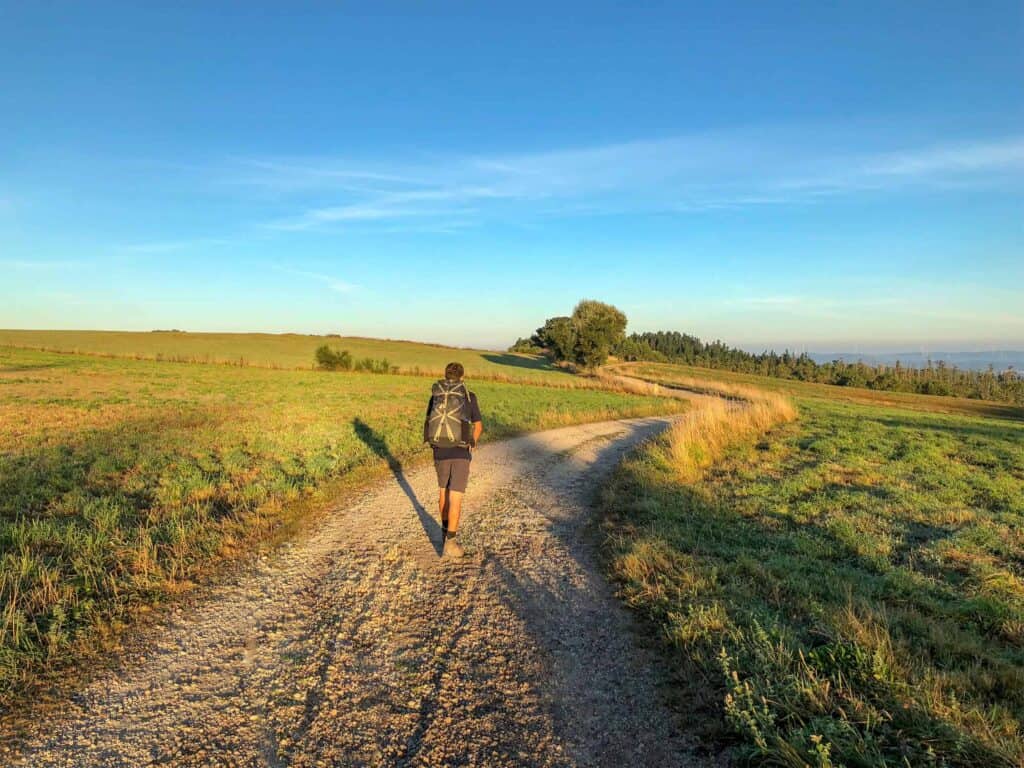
[470,393,483,447]
[424,398,433,443]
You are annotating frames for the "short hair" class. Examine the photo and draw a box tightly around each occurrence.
[445,361,465,380]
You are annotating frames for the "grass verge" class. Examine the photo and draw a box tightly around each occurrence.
[601,376,1024,766]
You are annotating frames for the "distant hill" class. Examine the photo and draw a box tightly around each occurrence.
[807,350,1024,372]
[0,329,569,384]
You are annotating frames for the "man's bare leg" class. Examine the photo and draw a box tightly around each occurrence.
[443,490,465,557]
[446,490,464,535]
[438,488,450,532]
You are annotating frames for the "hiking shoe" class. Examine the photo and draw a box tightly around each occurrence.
[443,538,465,559]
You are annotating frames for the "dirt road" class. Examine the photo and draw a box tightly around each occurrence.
[9,416,702,767]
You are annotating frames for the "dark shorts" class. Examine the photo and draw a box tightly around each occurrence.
[435,458,471,493]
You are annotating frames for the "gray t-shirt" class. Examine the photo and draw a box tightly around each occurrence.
[425,389,482,461]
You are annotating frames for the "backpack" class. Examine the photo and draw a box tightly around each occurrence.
[426,380,473,447]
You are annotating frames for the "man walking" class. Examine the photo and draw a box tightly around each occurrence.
[424,362,483,558]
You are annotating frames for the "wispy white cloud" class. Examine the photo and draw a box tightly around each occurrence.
[118,237,231,254]
[264,182,508,231]
[269,202,480,231]
[863,137,1024,177]
[235,129,1024,231]
[1,259,81,270]
[236,159,429,191]
[31,290,220,307]
[275,266,359,293]
[722,294,913,322]
[728,295,806,307]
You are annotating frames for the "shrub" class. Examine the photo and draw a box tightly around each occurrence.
[353,357,396,374]
[613,336,666,362]
[314,345,352,371]
[508,337,546,355]
[534,316,577,361]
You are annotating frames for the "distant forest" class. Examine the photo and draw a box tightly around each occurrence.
[615,331,1024,405]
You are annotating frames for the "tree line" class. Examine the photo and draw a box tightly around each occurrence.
[622,331,1023,403]
[512,310,1024,405]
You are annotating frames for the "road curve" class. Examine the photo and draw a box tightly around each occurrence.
[9,416,702,768]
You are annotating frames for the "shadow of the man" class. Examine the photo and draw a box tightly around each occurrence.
[352,418,443,556]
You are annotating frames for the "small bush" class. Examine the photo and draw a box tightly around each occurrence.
[314,345,352,371]
[353,357,396,374]
[508,337,546,355]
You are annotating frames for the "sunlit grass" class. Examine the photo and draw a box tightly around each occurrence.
[601,366,1024,767]
[0,329,577,384]
[611,361,1024,422]
[0,345,686,704]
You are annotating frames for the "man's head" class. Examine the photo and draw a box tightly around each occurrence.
[445,361,465,381]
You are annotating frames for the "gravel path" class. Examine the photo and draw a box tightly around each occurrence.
[8,416,702,767]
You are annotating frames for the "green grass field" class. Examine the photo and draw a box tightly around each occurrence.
[0,344,685,706]
[613,361,1024,422]
[0,329,572,384]
[602,364,1024,766]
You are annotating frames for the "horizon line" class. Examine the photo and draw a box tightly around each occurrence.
[2,326,1022,358]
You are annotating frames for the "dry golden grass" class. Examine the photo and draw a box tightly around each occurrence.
[602,364,798,483]
[661,389,796,483]
[614,361,1024,421]
[593,370,666,397]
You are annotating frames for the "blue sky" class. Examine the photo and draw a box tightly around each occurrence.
[1,2,1022,352]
